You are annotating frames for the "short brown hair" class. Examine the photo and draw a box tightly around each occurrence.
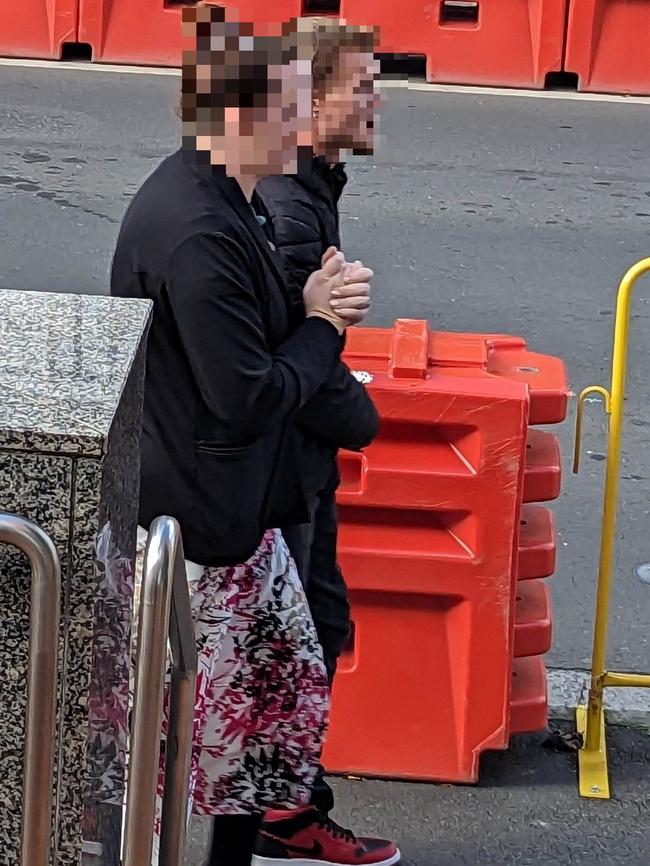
[306,17,378,96]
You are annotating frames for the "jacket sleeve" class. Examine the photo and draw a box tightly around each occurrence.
[296,361,380,452]
[165,232,341,444]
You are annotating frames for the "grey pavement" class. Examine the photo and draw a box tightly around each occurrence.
[2,64,650,672]
[186,725,650,866]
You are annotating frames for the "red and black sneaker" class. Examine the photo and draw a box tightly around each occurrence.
[253,806,400,866]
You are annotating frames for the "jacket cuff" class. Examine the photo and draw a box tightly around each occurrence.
[301,316,344,356]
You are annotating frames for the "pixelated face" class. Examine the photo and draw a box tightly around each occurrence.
[218,56,311,175]
[317,49,380,156]
[181,6,312,175]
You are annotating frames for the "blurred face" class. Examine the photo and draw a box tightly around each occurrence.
[314,49,380,158]
[183,7,312,176]
[211,58,312,176]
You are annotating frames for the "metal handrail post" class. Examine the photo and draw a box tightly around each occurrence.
[159,535,197,866]
[0,514,61,866]
[123,516,197,866]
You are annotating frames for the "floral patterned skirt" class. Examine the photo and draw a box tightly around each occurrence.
[133,527,329,823]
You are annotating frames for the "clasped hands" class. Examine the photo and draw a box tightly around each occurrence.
[303,245,373,334]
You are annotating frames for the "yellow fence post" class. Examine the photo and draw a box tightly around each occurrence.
[573,258,650,798]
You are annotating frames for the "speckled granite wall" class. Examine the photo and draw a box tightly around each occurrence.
[0,290,151,866]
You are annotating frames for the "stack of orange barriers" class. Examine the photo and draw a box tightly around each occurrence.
[3,1,650,96]
[564,0,650,95]
[341,0,568,89]
[0,0,78,60]
[75,0,301,66]
[322,321,568,783]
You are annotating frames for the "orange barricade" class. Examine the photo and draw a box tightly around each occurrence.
[324,321,568,782]
[441,329,567,736]
[78,0,302,65]
[340,0,567,88]
[514,580,552,658]
[0,0,78,60]
[518,504,557,580]
[565,0,650,95]
[523,429,562,503]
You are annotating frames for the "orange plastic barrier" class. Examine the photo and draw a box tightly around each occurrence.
[0,0,78,60]
[514,580,552,658]
[78,0,302,65]
[344,329,569,427]
[324,322,568,781]
[518,505,557,580]
[323,321,569,783]
[523,429,562,503]
[565,0,650,96]
[510,656,548,734]
[340,0,567,88]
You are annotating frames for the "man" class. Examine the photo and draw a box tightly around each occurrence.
[253,18,401,866]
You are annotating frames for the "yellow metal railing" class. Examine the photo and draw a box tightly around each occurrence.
[0,514,61,866]
[573,257,650,799]
[123,516,198,866]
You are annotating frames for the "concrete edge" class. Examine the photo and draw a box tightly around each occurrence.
[548,667,650,729]
[3,59,650,106]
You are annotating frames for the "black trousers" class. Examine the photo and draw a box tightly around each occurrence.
[282,464,351,815]
[208,814,263,866]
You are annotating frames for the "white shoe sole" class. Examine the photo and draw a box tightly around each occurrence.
[252,850,401,866]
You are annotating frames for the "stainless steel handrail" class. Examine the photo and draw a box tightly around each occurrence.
[0,513,61,866]
[123,516,198,866]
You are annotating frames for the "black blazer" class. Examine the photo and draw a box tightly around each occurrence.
[111,149,342,566]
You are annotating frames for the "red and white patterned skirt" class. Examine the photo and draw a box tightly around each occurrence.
[133,527,329,823]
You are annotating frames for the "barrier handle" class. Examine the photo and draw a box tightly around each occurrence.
[580,258,650,750]
[0,514,61,866]
[123,516,197,866]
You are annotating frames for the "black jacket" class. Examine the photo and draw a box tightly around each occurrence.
[255,157,347,318]
[254,158,379,461]
[111,150,345,566]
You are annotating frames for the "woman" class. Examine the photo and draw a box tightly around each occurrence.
[110,4,373,865]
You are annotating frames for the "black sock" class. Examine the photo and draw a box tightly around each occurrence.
[208,813,264,866]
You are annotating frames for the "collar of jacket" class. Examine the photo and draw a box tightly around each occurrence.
[294,155,348,205]
[186,152,289,297]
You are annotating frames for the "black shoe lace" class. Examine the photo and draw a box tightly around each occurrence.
[317,813,358,845]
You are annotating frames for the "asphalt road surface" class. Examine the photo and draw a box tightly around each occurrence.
[2,63,650,674]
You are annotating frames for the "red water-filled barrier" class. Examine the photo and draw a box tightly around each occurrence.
[322,322,568,782]
[340,0,568,87]
[565,0,650,95]
[77,0,184,66]
[3,0,650,97]
[0,0,78,60]
[77,0,302,66]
